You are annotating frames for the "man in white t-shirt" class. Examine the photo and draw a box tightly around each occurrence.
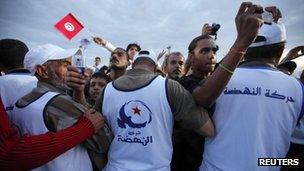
[201,7,304,171]
[0,39,37,116]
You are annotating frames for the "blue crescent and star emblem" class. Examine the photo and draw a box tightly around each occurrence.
[117,100,152,129]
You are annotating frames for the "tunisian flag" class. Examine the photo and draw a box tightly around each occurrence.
[54,13,84,40]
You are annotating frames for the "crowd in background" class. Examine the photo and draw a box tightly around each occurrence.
[0,2,303,171]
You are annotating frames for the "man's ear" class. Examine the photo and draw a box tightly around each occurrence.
[187,53,194,67]
[36,65,49,79]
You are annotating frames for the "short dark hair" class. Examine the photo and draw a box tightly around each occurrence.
[95,57,101,60]
[0,39,28,72]
[111,47,129,60]
[126,43,141,52]
[244,42,285,62]
[91,71,112,83]
[188,35,213,53]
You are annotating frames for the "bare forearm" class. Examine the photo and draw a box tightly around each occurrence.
[73,90,91,108]
[193,40,247,107]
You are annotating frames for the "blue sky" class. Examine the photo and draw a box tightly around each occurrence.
[0,0,303,66]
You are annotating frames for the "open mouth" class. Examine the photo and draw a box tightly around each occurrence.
[111,59,119,63]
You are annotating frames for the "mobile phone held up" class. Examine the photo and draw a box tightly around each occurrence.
[72,49,85,75]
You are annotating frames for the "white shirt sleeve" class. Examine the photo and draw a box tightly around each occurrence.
[104,41,116,52]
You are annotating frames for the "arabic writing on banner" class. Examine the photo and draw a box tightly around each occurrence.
[223,87,295,103]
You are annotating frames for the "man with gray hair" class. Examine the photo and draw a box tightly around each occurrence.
[162,52,185,80]
[66,1,268,170]
[11,44,110,170]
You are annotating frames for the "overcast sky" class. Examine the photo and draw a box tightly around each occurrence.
[0,0,303,66]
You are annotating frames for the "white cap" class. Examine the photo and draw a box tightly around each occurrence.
[250,22,286,47]
[133,50,158,65]
[24,44,79,74]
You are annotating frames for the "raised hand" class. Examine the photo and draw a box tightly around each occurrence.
[66,65,87,92]
[283,46,304,61]
[93,36,107,46]
[202,23,212,36]
[265,6,282,23]
[280,46,304,63]
[234,2,264,51]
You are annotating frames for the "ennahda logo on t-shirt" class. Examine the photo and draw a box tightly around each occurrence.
[116,100,153,146]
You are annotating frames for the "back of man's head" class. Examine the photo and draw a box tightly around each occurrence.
[245,22,286,63]
[0,39,28,72]
[132,50,157,71]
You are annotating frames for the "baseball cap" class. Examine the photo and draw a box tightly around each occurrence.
[133,50,157,65]
[250,22,286,47]
[24,44,79,74]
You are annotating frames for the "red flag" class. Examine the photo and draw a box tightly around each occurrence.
[54,13,84,40]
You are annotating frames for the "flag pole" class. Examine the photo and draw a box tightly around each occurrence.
[84,27,95,38]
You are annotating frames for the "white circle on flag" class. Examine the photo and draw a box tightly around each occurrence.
[64,22,75,32]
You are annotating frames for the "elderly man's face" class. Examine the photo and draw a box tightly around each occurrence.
[165,54,184,80]
[44,57,72,90]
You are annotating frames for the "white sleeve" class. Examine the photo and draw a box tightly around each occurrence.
[104,41,116,52]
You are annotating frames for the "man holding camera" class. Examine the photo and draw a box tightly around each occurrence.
[200,6,304,171]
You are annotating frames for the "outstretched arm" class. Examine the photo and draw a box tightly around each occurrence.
[193,2,264,107]
[93,36,116,52]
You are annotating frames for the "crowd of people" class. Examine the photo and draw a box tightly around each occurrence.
[0,2,303,171]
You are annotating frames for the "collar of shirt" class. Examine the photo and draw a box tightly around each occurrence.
[5,69,31,75]
[37,81,68,94]
[125,68,154,76]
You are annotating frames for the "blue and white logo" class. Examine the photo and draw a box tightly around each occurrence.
[117,100,152,129]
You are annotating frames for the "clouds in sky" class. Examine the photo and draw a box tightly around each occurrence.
[0,0,303,66]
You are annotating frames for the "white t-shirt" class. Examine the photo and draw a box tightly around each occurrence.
[201,66,303,171]
[0,72,37,115]
[102,76,173,171]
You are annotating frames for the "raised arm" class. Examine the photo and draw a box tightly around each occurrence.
[193,2,264,107]
[93,36,116,52]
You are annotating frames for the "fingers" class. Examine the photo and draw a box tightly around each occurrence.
[202,23,212,35]
[93,37,101,44]
[66,66,86,90]
[203,23,209,28]
[85,108,96,115]
[67,65,82,73]
[244,4,263,15]
[67,66,84,80]
[236,2,253,17]
[265,6,282,23]
[83,111,105,133]
[265,6,278,17]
